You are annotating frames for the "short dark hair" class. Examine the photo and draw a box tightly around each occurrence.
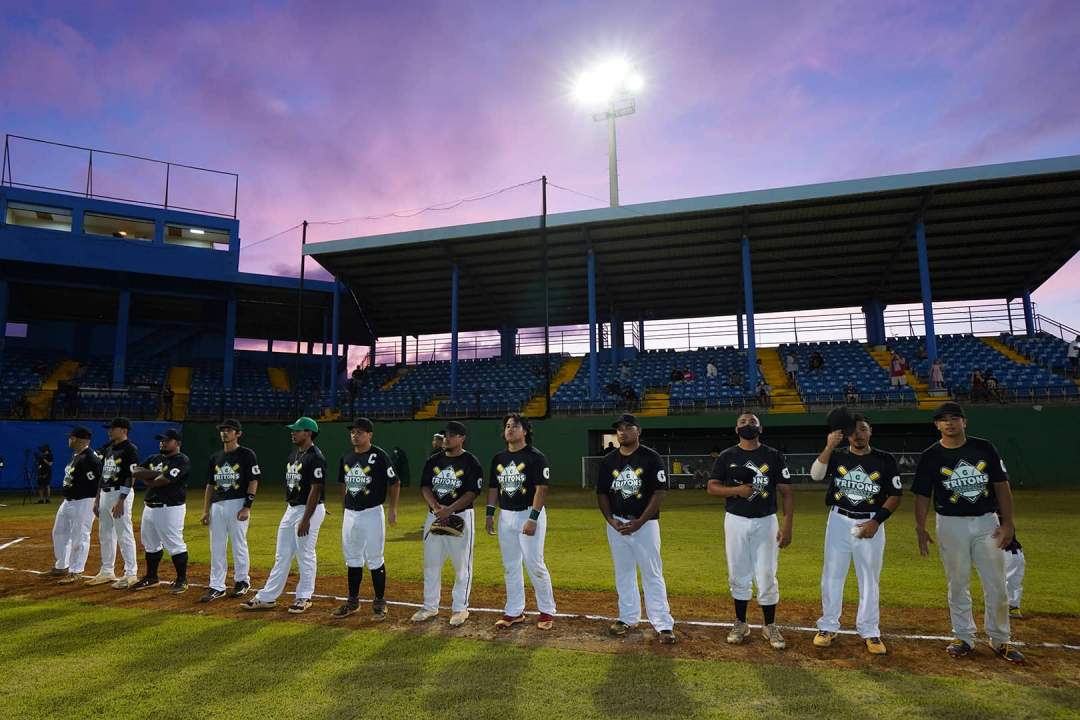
[850,413,870,427]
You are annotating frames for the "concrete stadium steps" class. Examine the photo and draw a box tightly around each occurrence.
[414,396,445,419]
[268,367,290,391]
[981,336,1031,365]
[867,347,937,409]
[759,349,806,413]
[166,366,192,421]
[523,357,583,416]
[637,389,670,416]
[28,359,79,419]
[380,368,406,390]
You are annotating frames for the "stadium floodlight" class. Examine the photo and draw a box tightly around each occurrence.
[573,57,644,207]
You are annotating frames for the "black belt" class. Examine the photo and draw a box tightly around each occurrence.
[835,506,873,520]
[145,501,184,508]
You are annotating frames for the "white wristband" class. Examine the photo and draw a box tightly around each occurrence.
[119,488,130,497]
[810,460,828,482]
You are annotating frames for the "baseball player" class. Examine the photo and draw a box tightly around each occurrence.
[1004,532,1025,619]
[85,417,140,589]
[411,420,483,627]
[331,417,399,621]
[48,426,102,584]
[810,414,901,654]
[242,417,327,614]
[596,414,675,644]
[913,401,1024,664]
[430,432,445,457]
[706,412,794,650]
[199,418,261,602]
[130,429,191,594]
[486,413,556,631]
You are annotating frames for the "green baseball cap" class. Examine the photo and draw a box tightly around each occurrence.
[286,416,319,432]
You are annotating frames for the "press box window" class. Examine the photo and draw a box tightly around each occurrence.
[5,202,72,231]
[166,224,230,251]
[84,212,154,240]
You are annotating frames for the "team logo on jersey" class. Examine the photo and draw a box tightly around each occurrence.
[431,465,465,498]
[611,465,644,499]
[833,465,880,505]
[741,461,772,500]
[496,462,528,496]
[214,463,242,491]
[285,461,304,491]
[102,455,119,482]
[940,459,990,504]
[63,461,75,487]
[343,464,373,496]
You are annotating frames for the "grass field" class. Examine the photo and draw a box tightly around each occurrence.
[1,486,1078,719]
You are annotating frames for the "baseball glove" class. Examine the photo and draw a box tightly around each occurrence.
[428,514,465,537]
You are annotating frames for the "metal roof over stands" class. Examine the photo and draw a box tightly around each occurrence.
[307,155,1080,338]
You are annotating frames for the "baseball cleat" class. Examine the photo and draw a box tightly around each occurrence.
[1009,606,1024,619]
[762,624,786,650]
[230,581,251,598]
[865,637,887,655]
[47,567,69,577]
[449,610,470,627]
[992,643,1026,665]
[410,608,438,623]
[199,588,226,603]
[726,621,750,644]
[58,572,81,585]
[331,602,359,619]
[170,580,188,595]
[112,575,138,590]
[240,599,276,611]
[658,630,677,645]
[129,576,160,591]
[608,620,631,637]
[536,613,555,631]
[494,614,525,629]
[372,599,387,620]
[287,599,312,614]
[85,572,117,586]
[813,631,837,648]
[946,639,974,658]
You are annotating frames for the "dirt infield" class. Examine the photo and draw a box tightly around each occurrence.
[2,521,1078,688]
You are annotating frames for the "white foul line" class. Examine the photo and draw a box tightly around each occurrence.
[0,564,1076,652]
[0,538,28,552]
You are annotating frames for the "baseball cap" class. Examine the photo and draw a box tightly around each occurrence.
[286,416,319,433]
[932,401,966,420]
[155,428,183,442]
[348,417,374,432]
[443,420,468,436]
[104,417,131,430]
[432,432,445,439]
[69,426,92,440]
[217,418,243,432]
[612,413,640,429]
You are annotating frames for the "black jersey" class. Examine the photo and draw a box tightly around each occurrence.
[596,444,668,520]
[143,452,191,506]
[913,436,1008,516]
[339,445,398,511]
[490,446,550,511]
[420,451,484,509]
[285,445,327,507]
[101,439,139,491]
[206,446,261,503]
[710,444,791,518]
[824,448,902,512]
[63,447,102,501]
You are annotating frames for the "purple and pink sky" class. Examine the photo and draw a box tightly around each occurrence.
[3,0,1079,333]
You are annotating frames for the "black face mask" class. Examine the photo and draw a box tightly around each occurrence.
[737,425,761,440]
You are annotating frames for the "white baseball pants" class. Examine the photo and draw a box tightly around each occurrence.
[421,509,475,613]
[342,505,386,569]
[255,504,326,603]
[208,498,251,592]
[1005,548,1025,609]
[52,497,95,573]
[140,505,187,555]
[816,508,885,638]
[498,508,556,617]
[97,489,137,577]
[605,516,674,631]
[724,512,779,605]
[936,512,1011,646]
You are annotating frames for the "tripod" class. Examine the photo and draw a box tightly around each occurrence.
[22,449,36,506]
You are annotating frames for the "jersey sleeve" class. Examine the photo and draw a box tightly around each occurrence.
[78,454,99,485]
[420,458,435,489]
[489,456,500,491]
[709,456,728,482]
[595,457,611,495]
[244,449,261,485]
[381,449,400,485]
[983,442,1009,484]
[468,454,484,493]
[308,451,327,485]
[168,455,191,485]
[337,456,347,485]
[121,444,140,485]
[650,452,668,490]
[774,450,792,484]
[911,448,937,497]
[205,457,217,486]
[882,453,903,496]
[534,450,550,486]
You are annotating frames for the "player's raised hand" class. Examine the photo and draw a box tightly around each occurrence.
[916,527,934,557]
[732,483,754,498]
[825,430,845,450]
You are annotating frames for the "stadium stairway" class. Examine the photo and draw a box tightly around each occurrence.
[981,337,1031,365]
[867,347,937,409]
[166,366,191,421]
[637,388,670,416]
[29,359,79,419]
[759,349,806,413]
[381,368,405,390]
[523,356,583,416]
[414,396,445,419]
[268,367,290,391]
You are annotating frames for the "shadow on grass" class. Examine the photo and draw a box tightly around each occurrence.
[422,635,531,719]
[757,661,862,717]
[592,646,699,719]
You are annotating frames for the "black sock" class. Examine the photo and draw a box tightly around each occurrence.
[347,566,363,601]
[145,550,163,579]
[171,552,188,582]
[371,565,386,600]
[734,599,748,623]
[762,604,776,626]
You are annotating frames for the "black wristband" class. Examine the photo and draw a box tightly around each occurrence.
[486,505,496,518]
[873,508,892,524]
[243,493,255,508]
[528,508,541,521]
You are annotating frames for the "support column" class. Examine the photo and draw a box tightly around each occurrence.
[609,310,618,366]
[112,290,131,387]
[741,236,757,389]
[320,312,329,392]
[329,281,341,401]
[915,219,937,361]
[587,249,598,400]
[637,318,645,351]
[223,297,236,390]
[1006,298,1014,334]
[0,279,8,380]
[1022,290,1036,336]
[736,311,745,351]
[862,300,886,346]
[499,325,517,361]
[450,263,459,401]
[400,333,407,365]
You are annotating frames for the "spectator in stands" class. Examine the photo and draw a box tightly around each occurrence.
[757,378,772,407]
[845,380,859,405]
[622,385,638,404]
[930,358,945,390]
[785,352,798,386]
[727,368,744,387]
[809,351,824,374]
[670,368,684,382]
[682,367,694,382]
[162,384,174,420]
[984,370,1006,403]
[971,369,989,402]
[889,351,907,387]
[619,362,632,381]
[916,344,928,361]
[706,360,718,378]
[604,379,623,397]
[1069,335,1080,378]
[604,441,616,454]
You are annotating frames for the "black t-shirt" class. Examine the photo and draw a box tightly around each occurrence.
[101,439,139,490]
[63,447,102,501]
[596,444,668,520]
[824,448,902,511]
[37,450,53,480]
[285,445,327,507]
[338,445,399,511]
[420,451,484,510]
[710,444,791,518]
[143,452,191,506]
[206,446,261,503]
[913,436,1008,516]
[490,446,550,511]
